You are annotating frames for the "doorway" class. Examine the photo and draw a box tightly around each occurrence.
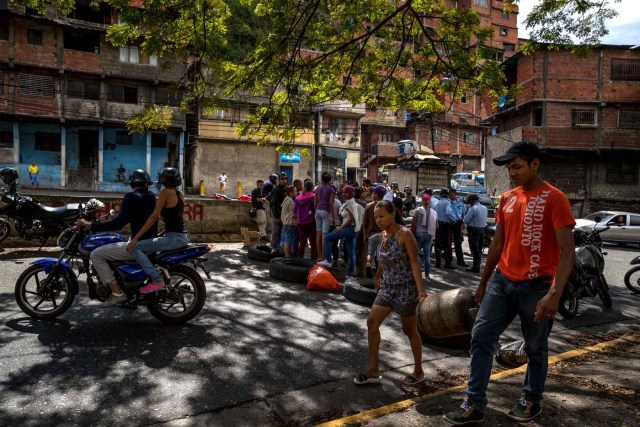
[78,129,98,167]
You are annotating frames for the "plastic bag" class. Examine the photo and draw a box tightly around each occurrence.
[495,339,528,368]
[307,265,340,291]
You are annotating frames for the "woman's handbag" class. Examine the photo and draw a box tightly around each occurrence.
[248,207,257,218]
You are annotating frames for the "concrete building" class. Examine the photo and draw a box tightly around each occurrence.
[0,2,186,191]
[484,45,640,215]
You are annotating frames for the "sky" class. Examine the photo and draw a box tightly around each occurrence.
[516,0,640,46]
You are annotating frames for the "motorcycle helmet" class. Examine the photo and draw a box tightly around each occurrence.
[158,167,182,187]
[268,173,278,184]
[129,169,151,188]
[0,167,19,185]
[404,185,412,192]
[572,228,588,246]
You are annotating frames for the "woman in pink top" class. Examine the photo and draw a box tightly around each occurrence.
[295,180,318,259]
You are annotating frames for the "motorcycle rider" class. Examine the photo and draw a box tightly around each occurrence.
[444,141,575,424]
[75,169,157,306]
[402,185,416,217]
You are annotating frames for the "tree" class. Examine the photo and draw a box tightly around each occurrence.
[11,0,620,144]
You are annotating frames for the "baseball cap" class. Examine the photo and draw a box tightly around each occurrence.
[371,185,387,198]
[421,194,431,202]
[279,172,289,179]
[493,141,541,166]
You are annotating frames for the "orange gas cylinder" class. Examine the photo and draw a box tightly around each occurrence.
[417,288,477,338]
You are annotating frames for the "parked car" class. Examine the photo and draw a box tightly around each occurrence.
[450,172,486,193]
[416,189,496,225]
[576,211,640,246]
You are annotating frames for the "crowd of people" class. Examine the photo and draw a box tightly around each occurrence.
[249,172,489,281]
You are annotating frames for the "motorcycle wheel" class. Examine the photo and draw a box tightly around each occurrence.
[15,265,75,319]
[557,284,579,319]
[0,218,10,244]
[624,266,640,294]
[147,265,206,324]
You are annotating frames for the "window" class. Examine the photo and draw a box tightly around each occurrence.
[503,43,515,52]
[115,131,132,145]
[474,0,488,7]
[433,129,443,141]
[35,132,61,151]
[463,133,476,144]
[156,88,182,107]
[413,69,422,78]
[328,116,348,133]
[611,59,640,81]
[151,133,166,148]
[499,28,508,36]
[572,108,596,126]
[119,46,139,63]
[107,85,138,104]
[0,15,8,40]
[18,73,54,97]
[0,70,3,94]
[64,29,100,53]
[380,133,393,142]
[493,51,504,62]
[618,110,640,128]
[342,76,352,86]
[630,215,640,226]
[606,161,637,184]
[501,12,510,20]
[533,107,543,126]
[460,94,467,103]
[0,129,12,148]
[27,29,43,45]
[68,79,100,100]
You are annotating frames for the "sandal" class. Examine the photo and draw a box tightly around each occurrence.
[353,373,383,385]
[401,374,427,386]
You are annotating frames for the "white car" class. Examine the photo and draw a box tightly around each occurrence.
[576,211,640,246]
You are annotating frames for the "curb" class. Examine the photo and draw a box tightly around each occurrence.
[315,333,640,427]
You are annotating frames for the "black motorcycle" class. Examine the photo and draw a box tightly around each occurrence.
[557,225,612,319]
[0,167,93,245]
[623,255,640,294]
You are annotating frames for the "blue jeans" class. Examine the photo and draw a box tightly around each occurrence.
[131,232,190,282]
[415,232,432,275]
[467,271,551,412]
[324,225,356,276]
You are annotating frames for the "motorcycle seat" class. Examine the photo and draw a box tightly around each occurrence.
[36,203,79,218]
[148,244,209,261]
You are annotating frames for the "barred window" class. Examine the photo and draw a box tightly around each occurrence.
[611,59,640,81]
[463,133,475,144]
[19,73,54,97]
[571,108,596,126]
[115,130,133,145]
[606,161,638,185]
[107,84,137,104]
[35,132,61,151]
[474,0,488,7]
[68,79,100,100]
[0,129,12,148]
[380,133,393,142]
[618,110,640,128]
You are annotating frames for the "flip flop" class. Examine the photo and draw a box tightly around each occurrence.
[401,374,427,386]
[354,373,383,385]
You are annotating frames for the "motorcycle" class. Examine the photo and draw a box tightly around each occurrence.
[623,255,640,294]
[14,199,212,324]
[483,224,496,251]
[0,170,91,245]
[557,225,612,319]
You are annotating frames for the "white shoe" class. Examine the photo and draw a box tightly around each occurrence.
[317,260,332,268]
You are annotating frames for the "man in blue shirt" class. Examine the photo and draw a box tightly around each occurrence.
[434,188,456,269]
[463,193,488,273]
[449,188,468,267]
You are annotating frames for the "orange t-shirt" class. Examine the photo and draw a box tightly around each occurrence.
[496,182,575,282]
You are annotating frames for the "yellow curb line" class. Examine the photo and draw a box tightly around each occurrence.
[315,333,640,427]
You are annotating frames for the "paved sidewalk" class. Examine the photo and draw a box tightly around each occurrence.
[160,330,640,426]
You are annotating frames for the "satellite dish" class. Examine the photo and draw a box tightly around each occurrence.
[498,96,506,107]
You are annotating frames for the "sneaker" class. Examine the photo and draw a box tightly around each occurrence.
[139,282,167,294]
[317,260,332,268]
[443,400,484,425]
[103,293,128,307]
[507,395,542,422]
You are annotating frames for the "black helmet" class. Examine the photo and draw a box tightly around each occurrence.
[268,173,278,183]
[391,182,398,188]
[440,188,449,197]
[572,228,588,246]
[129,169,151,188]
[0,167,19,185]
[404,185,411,191]
[159,167,182,187]
[467,193,480,203]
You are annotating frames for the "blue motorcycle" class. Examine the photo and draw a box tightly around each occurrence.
[14,199,211,324]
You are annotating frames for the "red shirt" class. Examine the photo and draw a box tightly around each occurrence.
[496,182,575,282]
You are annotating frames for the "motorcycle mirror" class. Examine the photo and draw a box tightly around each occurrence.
[594,216,601,223]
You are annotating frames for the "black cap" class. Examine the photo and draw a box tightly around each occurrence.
[467,193,479,202]
[279,172,289,179]
[493,141,541,166]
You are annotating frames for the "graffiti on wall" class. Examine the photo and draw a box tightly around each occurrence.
[49,200,205,222]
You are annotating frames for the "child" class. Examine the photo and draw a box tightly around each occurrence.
[280,185,298,257]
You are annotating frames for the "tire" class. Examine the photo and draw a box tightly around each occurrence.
[557,283,579,319]
[248,244,282,262]
[343,281,377,307]
[597,280,613,308]
[269,257,316,284]
[624,266,640,294]
[420,332,471,351]
[15,265,76,319]
[0,218,10,244]
[147,265,206,324]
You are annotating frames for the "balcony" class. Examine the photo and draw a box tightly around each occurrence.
[198,119,314,145]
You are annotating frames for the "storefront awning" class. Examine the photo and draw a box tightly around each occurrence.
[322,147,347,160]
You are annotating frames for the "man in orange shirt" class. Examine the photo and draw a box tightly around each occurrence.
[444,141,575,425]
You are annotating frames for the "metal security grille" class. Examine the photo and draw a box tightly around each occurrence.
[571,109,596,126]
[18,73,54,97]
[611,59,640,81]
[619,110,640,128]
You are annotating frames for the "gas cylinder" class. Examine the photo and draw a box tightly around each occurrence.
[417,288,477,338]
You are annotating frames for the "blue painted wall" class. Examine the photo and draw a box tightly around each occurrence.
[102,127,147,181]
[18,123,62,166]
[0,162,61,188]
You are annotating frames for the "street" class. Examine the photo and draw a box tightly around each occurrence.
[0,243,639,426]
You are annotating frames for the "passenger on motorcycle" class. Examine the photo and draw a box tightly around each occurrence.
[126,167,190,294]
[75,169,158,306]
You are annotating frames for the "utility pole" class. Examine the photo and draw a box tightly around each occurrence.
[430,117,435,153]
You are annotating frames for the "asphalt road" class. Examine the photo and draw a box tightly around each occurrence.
[0,243,638,426]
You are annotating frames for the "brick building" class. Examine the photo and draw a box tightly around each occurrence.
[0,2,186,191]
[484,45,640,215]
